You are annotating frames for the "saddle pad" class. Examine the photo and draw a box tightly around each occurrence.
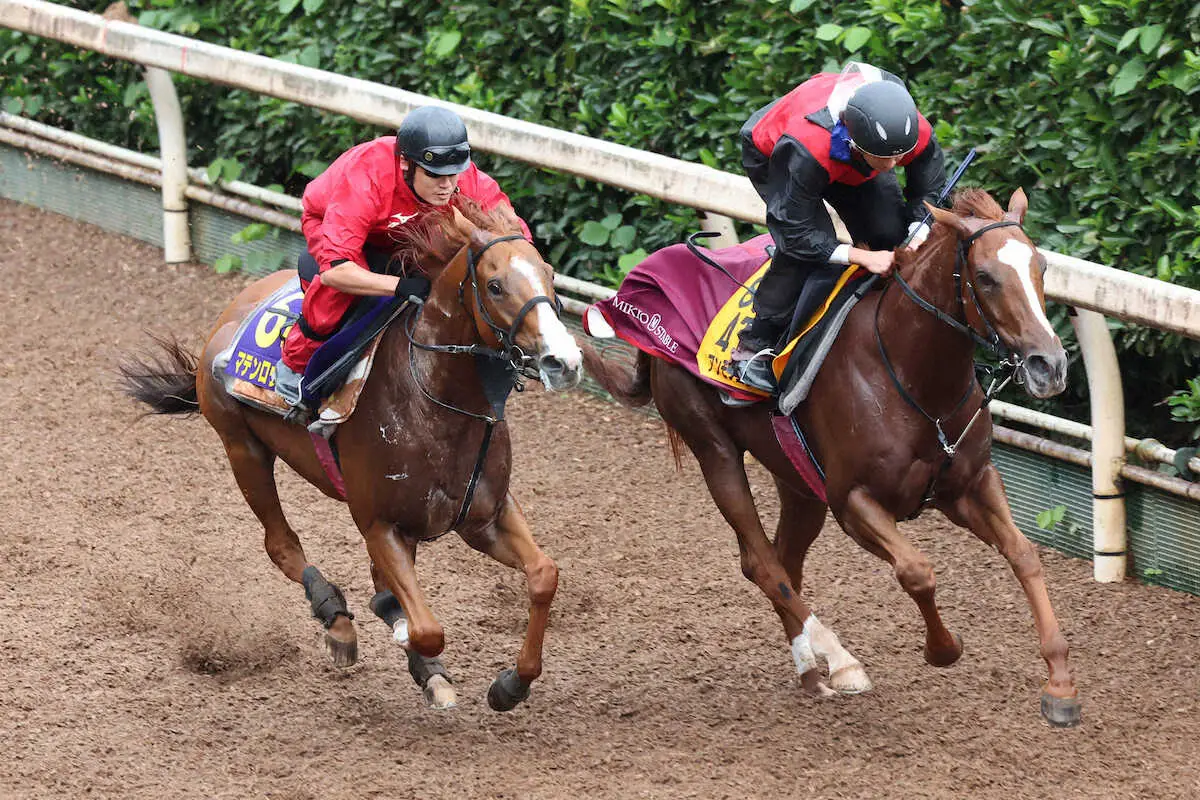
[221,276,303,392]
[211,278,385,425]
[587,235,774,402]
[218,336,385,425]
[587,234,865,403]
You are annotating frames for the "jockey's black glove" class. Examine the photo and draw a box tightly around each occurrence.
[394,275,432,302]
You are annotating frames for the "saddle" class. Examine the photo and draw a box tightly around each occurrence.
[584,234,870,409]
[584,234,875,502]
[212,276,409,432]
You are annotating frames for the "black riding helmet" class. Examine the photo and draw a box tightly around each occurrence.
[395,106,472,176]
[841,79,919,159]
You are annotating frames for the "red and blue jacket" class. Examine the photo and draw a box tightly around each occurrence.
[744,73,944,264]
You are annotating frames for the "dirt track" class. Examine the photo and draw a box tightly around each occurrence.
[2,198,1199,799]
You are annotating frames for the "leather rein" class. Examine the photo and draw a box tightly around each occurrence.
[874,220,1027,516]
[403,233,560,533]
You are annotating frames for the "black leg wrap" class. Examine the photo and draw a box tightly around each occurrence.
[301,566,353,629]
[487,667,531,712]
[407,650,451,688]
[369,590,405,628]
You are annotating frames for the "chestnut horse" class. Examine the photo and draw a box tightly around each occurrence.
[584,189,1081,726]
[121,203,582,712]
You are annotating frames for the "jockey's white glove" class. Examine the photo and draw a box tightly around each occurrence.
[906,220,931,250]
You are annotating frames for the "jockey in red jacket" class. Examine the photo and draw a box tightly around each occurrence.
[732,62,946,392]
[275,105,531,407]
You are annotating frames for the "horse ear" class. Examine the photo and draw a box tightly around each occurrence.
[469,227,493,253]
[1005,187,1028,224]
[449,206,477,240]
[924,201,972,238]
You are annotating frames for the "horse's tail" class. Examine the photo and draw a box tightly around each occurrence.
[581,341,652,408]
[118,334,201,417]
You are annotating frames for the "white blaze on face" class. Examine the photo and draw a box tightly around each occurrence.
[511,256,582,370]
[996,239,1055,338]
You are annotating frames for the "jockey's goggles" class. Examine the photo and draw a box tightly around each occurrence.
[415,143,472,174]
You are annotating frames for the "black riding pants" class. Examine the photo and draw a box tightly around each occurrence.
[739,149,910,352]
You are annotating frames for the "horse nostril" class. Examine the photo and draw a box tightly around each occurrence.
[1024,354,1051,382]
[540,355,565,375]
[1022,351,1067,396]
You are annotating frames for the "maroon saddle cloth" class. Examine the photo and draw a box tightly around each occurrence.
[584,234,828,502]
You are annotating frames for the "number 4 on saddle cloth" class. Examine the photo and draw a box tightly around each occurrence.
[212,275,408,435]
[582,233,873,502]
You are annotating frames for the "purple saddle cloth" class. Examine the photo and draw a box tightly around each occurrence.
[221,276,401,406]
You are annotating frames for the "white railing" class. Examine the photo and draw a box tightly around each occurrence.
[4,0,1199,583]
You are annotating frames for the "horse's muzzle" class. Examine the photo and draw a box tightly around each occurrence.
[539,353,582,391]
[1020,348,1068,399]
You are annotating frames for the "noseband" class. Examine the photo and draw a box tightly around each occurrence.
[875,219,1026,468]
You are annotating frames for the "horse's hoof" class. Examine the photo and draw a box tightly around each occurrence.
[487,668,531,712]
[323,630,358,668]
[1041,692,1082,728]
[828,663,873,695]
[423,675,457,710]
[800,668,838,698]
[925,632,964,667]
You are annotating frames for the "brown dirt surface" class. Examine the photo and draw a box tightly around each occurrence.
[2,198,1199,799]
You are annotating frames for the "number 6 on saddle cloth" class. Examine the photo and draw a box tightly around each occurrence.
[212,246,419,429]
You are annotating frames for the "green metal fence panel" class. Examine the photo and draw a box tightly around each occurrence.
[991,444,1095,561]
[1126,488,1200,594]
[5,142,1199,595]
[0,144,304,272]
[1,144,164,245]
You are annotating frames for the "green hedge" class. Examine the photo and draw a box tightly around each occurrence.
[3,0,1198,443]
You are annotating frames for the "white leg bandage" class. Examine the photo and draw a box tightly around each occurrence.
[791,616,820,675]
[392,618,410,648]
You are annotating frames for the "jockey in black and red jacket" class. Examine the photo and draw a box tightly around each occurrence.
[733,63,946,392]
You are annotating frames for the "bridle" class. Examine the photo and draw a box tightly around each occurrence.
[459,234,562,374]
[874,219,1028,514]
[406,234,558,384]
[403,233,562,532]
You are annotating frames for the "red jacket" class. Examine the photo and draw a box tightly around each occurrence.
[300,136,530,272]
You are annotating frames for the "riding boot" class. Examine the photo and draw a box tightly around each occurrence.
[274,359,308,418]
[730,317,782,394]
[735,348,779,393]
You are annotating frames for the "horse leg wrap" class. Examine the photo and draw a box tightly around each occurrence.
[487,667,531,712]
[407,650,451,688]
[370,591,450,686]
[301,566,354,629]
[369,590,405,628]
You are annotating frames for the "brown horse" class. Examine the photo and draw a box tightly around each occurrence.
[121,202,582,711]
[584,188,1082,726]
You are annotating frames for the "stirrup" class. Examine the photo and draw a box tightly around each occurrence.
[283,402,311,425]
[735,348,778,393]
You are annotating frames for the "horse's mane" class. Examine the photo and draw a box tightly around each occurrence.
[894,188,1004,271]
[950,188,1005,221]
[390,195,526,276]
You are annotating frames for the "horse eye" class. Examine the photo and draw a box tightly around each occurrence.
[976,270,998,290]
[487,279,503,297]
